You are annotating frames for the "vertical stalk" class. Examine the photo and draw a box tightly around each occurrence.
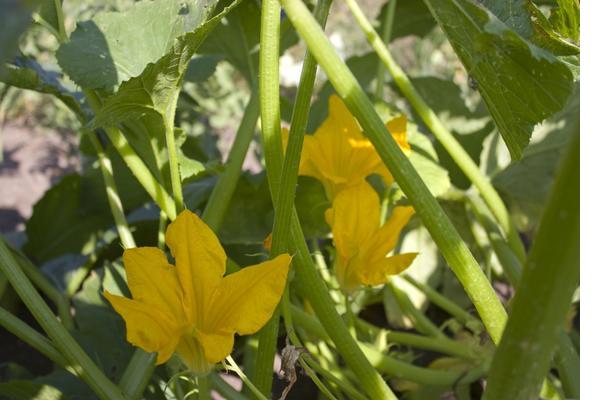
[341,0,526,263]
[88,134,137,249]
[202,91,260,231]
[253,0,285,395]
[0,237,128,400]
[484,132,580,400]
[374,0,396,99]
[280,0,508,343]
[164,103,185,213]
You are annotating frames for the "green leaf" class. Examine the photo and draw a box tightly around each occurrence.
[376,0,436,40]
[24,175,109,262]
[492,83,579,230]
[0,380,64,400]
[1,56,83,117]
[56,0,213,90]
[295,176,330,239]
[0,0,38,73]
[422,0,573,159]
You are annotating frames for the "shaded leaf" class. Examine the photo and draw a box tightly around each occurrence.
[38,0,63,40]
[376,0,436,40]
[422,0,573,159]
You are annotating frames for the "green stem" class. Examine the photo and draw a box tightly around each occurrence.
[89,134,137,249]
[341,0,527,264]
[356,318,480,361]
[164,104,185,214]
[374,0,396,99]
[194,375,211,400]
[0,307,72,372]
[484,132,580,400]
[401,274,484,332]
[0,236,127,400]
[202,90,259,231]
[9,247,73,330]
[253,0,285,394]
[118,350,156,400]
[83,89,177,220]
[281,0,508,343]
[226,356,269,400]
[467,194,580,396]
[388,277,445,338]
[158,210,167,250]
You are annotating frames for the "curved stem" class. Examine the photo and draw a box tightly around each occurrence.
[281,0,508,343]
[341,0,527,263]
[226,356,269,400]
[164,102,184,214]
[374,0,396,99]
[88,134,136,249]
[0,236,127,400]
[202,90,259,231]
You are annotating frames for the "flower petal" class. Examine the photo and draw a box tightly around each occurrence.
[327,183,381,260]
[206,254,291,335]
[357,253,418,286]
[104,292,180,364]
[166,210,226,325]
[385,116,411,152]
[362,206,415,262]
[123,247,184,320]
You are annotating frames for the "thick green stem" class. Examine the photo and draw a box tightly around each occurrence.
[341,0,526,263]
[374,0,396,99]
[281,0,508,343]
[118,351,156,400]
[484,133,580,400]
[253,0,285,394]
[202,91,259,231]
[0,236,127,400]
[88,134,137,249]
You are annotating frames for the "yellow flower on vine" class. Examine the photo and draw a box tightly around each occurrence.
[325,182,417,293]
[104,210,291,374]
[298,95,410,199]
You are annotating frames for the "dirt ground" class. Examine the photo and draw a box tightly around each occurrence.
[0,123,79,234]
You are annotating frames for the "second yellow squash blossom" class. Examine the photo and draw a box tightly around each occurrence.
[326,182,417,293]
[297,95,410,199]
[104,210,291,374]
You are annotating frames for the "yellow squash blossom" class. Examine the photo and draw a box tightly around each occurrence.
[298,95,410,199]
[104,210,291,374]
[325,182,417,293]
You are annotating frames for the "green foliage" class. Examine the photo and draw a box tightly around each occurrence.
[0,0,580,398]
[423,0,574,159]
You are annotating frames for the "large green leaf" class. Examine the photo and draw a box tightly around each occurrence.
[1,56,83,116]
[56,0,212,90]
[422,0,573,160]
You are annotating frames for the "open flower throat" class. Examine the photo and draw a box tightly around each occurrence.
[104,210,291,374]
